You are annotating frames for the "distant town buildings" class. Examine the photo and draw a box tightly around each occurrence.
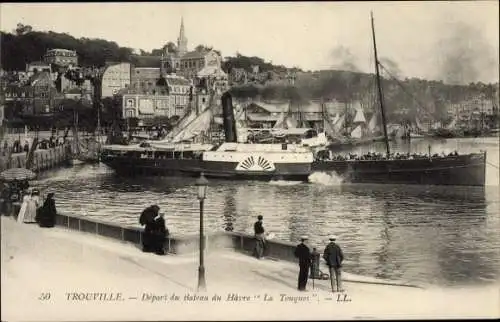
[101,63,131,98]
[159,18,229,93]
[44,48,78,67]
[122,74,192,120]
[26,61,51,74]
[130,67,161,94]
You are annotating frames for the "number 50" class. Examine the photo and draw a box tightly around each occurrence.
[38,293,51,301]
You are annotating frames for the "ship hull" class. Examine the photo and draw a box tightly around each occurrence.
[312,152,486,186]
[101,156,311,181]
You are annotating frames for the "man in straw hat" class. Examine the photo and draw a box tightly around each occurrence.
[294,235,312,291]
[323,235,344,292]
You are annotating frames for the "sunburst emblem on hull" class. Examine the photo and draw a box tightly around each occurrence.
[235,155,276,172]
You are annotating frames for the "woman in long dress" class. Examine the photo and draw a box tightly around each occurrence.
[16,188,31,223]
[23,189,40,223]
[36,193,57,228]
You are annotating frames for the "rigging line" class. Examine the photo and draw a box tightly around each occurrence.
[486,160,499,169]
[378,63,436,120]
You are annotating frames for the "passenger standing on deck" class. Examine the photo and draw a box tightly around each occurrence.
[323,235,344,292]
[36,193,57,228]
[294,236,311,291]
[139,205,160,253]
[253,215,265,259]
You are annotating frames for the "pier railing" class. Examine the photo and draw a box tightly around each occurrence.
[53,213,299,263]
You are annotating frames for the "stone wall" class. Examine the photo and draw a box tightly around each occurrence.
[53,213,299,263]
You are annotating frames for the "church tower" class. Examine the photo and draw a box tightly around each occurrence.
[177,17,188,57]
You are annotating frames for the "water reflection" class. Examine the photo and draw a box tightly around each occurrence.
[29,138,499,287]
[223,186,236,232]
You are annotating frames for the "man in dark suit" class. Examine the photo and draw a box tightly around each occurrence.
[253,215,265,259]
[323,235,344,292]
[294,236,311,291]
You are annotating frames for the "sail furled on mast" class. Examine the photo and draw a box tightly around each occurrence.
[370,11,390,155]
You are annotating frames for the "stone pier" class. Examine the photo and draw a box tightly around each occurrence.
[0,144,71,172]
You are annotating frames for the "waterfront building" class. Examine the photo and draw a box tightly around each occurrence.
[122,75,192,120]
[446,96,497,122]
[44,48,78,67]
[101,62,131,97]
[4,72,57,115]
[29,72,57,114]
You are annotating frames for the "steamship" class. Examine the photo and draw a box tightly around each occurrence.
[101,92,314,181]
[100,13,487,186]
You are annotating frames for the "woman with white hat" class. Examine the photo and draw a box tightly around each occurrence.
[23,189,40,223]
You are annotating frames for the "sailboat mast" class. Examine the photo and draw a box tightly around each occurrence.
[371,12,391,156]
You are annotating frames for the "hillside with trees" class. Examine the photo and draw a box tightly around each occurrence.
[2,23,498,125]
[229,69,499,124]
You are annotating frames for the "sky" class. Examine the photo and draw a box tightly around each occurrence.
[1,1,499,84]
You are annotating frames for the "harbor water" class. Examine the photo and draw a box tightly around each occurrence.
[32,137,500,287]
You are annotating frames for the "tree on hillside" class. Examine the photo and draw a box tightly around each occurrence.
[1,24,134,70]
[194,44,221,56]
[164,42,177,54]
[15,23,32,36]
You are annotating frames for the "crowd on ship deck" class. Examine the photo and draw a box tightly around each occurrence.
[315,150,460,161]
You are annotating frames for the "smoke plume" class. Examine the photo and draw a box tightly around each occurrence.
[330,45,361,72]
[435,21,498,84]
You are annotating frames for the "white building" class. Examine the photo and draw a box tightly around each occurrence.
[101,63,131,97]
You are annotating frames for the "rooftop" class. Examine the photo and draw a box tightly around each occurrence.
[165,76,191,86]
[130,55,162,68]
[181,50,208,60]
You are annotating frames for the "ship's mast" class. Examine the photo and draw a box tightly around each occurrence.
[371,11,390,156]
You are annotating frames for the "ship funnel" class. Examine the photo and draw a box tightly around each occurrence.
[221,91,238,143]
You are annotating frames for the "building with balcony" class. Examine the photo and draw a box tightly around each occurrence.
[122,75,192,120]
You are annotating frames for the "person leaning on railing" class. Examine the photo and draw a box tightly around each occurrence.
[253,215,266,259]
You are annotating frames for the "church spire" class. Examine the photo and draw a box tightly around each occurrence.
[177,16,188,56]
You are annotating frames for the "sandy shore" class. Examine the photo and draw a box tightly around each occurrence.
[1,216,498,321]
